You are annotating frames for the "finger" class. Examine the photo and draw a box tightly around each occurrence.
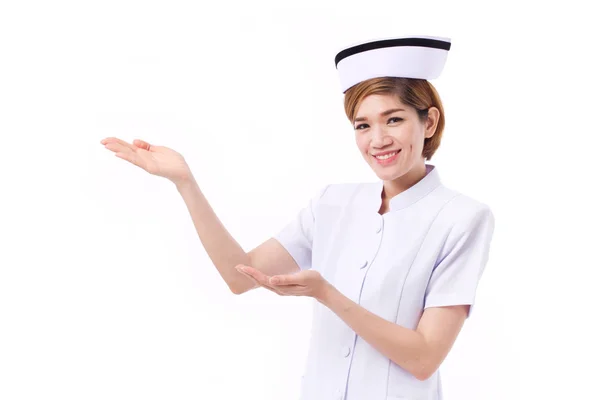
[101,137,136,151]
[270,274,303,286]
[133,139,153,151]
[243,270,273,288]
[103,141,135,155]
[235,266,261,285]
[242,272,286,296]
[235,266,289,295]
[115,151,144,168]
[261,284,286,296]
[103,141,144,167]
[237,266,271,284]
[235,264,254,276]
[235,265,264,282]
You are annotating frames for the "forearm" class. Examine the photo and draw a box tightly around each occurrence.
[316,285,434,380]
[175,177,253,293]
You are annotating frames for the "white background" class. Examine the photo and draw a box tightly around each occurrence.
[1,0,599,399]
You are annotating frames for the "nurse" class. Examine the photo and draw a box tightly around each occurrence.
[101,35,495,400]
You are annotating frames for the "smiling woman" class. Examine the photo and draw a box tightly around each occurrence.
[345,77,445,161]
[100,35,495,400]
[345,78,446,213]
[265,36,495,399]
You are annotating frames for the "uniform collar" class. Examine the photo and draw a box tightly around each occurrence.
[370,164,442,212]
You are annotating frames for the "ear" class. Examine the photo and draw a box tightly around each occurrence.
[424,107,440,139]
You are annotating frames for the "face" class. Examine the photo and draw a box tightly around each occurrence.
[353,93,439,182]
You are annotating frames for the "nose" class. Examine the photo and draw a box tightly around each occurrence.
[370,125,392,148]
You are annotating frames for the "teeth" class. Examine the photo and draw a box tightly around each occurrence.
[375,151,399,160]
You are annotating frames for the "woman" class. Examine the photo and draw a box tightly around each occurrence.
[101,36,495,400]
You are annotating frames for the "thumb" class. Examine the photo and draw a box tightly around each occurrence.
[133,139,152,151]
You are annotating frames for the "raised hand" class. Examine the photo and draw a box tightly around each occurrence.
[101,137,193,186]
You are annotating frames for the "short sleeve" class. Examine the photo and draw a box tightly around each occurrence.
[424,205,495,317]
[273,185,330,270]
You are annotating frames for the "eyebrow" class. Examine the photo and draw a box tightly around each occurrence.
[354,108,405,123]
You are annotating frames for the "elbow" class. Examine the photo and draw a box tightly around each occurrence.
[407,359,437,382]
[227,268,254,295]
[413,369,434,382]
[414,362,440,381]
[230,287,244,295]
[228,280,256,295]
[390,357,433,381]
[229,284,248,295]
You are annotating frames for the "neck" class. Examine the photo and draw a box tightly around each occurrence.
[382,162,428,201]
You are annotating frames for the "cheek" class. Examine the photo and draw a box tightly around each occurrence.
[355,135,368,151]
[403,127,424,147]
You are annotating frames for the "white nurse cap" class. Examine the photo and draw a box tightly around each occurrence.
[334,35,451,93]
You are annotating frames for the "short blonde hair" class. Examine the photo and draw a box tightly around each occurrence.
[343,77,445,160]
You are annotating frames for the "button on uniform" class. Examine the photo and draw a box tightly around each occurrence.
[374,214,383,234]
[341,346,351,357]
[375,221,382,233]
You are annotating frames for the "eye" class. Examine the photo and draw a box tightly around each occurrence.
[388,117,403,124]
[354,123,369,130]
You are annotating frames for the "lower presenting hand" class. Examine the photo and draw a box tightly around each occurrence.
[235,265,332,301]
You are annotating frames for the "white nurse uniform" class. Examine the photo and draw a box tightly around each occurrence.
[275,164,495,400]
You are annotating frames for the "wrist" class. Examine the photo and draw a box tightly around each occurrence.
[174,174,197,192]
[315,282,336,305]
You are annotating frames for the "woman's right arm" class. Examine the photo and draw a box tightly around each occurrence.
[101,137,300,295]
[176,177,301,295]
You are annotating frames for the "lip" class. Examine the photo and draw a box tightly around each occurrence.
[372,149,401,165]
[372,150,400,157]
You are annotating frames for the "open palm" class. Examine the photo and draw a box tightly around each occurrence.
[101,137,192,185]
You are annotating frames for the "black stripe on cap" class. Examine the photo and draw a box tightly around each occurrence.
[334,37,451,68]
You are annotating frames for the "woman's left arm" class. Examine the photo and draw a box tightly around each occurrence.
[235,265,468,381]
[316,283,468,381]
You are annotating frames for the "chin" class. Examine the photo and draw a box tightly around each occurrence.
[371,168,404,181]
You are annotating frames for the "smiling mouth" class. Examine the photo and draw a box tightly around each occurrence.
[373,150,401,160]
